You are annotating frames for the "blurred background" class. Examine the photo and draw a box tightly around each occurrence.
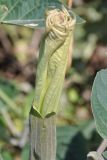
[0,0,107,159]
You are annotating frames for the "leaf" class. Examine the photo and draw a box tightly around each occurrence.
[91,69,107,138]
[59,0,67,5]
[0,0,61,27]
[57,126,79,159]
[79,120,95,140]
[0,88,21,116]
[0,116,10,140]
[0,0,85,28]
[0,78,21,116]
[0,78,19,98]
[57,126,87,160]
[1,152,13,160]
[102,151,107,159]
[21,145,29,160]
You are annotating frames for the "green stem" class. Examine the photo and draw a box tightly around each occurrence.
[29,114,56,160]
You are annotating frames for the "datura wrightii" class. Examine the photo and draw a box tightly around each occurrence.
[31,6,76,118]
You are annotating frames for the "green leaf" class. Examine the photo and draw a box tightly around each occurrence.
[1,152,13,160]
[0,88,21,116]
[0,0,85,27]
[91,69,107,138]
[0,78,19,98]
[79,120,95,140]
[57,126,87,160]
[21,145,29,160]
[0,0,61,27]
[102,151,107,159]
[57,126,79,160]
[59,0,67,5]
[0,116,10,140]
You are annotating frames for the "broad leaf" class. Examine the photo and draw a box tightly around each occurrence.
[0,0,61,27]
[0,0,85,28]
[57,126,87,160]
[91,69,107,138]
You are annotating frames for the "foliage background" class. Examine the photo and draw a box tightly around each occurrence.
[0,0,107,159]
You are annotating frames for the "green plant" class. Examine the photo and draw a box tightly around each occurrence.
[0,1,85,160]
[29,6,77,160]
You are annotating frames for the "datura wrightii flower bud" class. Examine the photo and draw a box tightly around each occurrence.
[31,6,76,118]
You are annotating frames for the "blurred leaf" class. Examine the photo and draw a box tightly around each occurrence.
[57,126,87,160]
[0,117,9,140]
[1,151,13,160]
[68,88,79,103]
[21,145,29,160]
[0,88,21,116]
[0,101,6,110]
[0,78,19,98]
[91,69,107,138]
[59,0,67,5]
[57,126,79,144]
[79,120,95,140]
[57,126,77,159]
[86,7,102,21]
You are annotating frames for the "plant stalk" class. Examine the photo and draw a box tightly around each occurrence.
[29,114,56,160]
[29,6,76,160]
